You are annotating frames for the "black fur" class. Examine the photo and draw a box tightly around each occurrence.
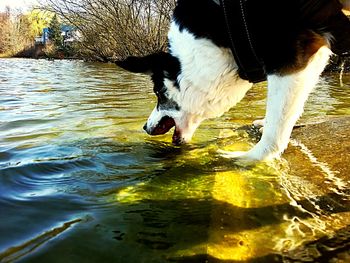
[172,0,229,48]
[116,0,350,110]
[116,52,181,111]
[172,0,350,75]
[118,0,350,82]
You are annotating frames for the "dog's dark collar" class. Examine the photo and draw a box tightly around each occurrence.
[218,0,266,83]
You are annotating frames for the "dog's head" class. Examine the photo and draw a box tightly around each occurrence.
[116,52,203,145]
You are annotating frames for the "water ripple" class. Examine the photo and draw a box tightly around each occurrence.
[0,59,349,262]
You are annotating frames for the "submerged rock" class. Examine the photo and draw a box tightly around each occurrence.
[287,116,350,179]
[209,116,350,262]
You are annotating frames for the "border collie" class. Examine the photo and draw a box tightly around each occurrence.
[116,0,350,161]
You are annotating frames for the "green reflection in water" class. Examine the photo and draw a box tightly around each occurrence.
[0,59,349,262]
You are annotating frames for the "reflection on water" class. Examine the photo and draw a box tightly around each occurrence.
[0,58,349,262]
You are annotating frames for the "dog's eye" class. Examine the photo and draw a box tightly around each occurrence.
[155,89,165,97]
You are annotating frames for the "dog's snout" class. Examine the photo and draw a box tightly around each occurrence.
[143,123,148,131]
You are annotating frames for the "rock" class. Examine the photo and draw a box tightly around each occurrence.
[207,117,350,262]
[287,116,350,180]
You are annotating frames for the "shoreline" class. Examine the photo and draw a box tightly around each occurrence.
[1,53,350,73]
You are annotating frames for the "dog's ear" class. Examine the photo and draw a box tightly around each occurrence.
[116,52,169,75]
[116,56,153,74]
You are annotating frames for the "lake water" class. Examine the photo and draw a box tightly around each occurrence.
[0,58,349,262]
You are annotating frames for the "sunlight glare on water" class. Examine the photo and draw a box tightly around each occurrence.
[0,58,349,262]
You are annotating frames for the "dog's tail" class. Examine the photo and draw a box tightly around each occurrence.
[340,0,350,11]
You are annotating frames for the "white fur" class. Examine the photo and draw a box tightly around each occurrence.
[146,106,178,132]
[147,22,332,159]
[155,22,253,142]
[224,46,332,161]
[168,22,253,118]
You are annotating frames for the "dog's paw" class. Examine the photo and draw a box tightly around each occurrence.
[252,119,264,134]
[218,149,247,158]
[218,147,279,161]
[217,149,260,165]
[253,118,265,128]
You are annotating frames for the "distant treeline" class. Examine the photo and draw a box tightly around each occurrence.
[0,7,49,57]
[41,0,176,62]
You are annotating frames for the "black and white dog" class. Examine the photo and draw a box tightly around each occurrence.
[117,0,350,161]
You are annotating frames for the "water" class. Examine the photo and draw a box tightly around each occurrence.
[0,58,349,262]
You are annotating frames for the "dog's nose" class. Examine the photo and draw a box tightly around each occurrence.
[143,123,147,131]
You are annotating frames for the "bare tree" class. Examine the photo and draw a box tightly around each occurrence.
[39,0,176,61]
[0,7,36,56]
[0,7,11,54]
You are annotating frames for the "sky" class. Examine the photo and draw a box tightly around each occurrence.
[0,0,39,12]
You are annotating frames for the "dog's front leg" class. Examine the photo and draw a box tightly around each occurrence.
[222,46,332,161]
[243,74,315,160]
